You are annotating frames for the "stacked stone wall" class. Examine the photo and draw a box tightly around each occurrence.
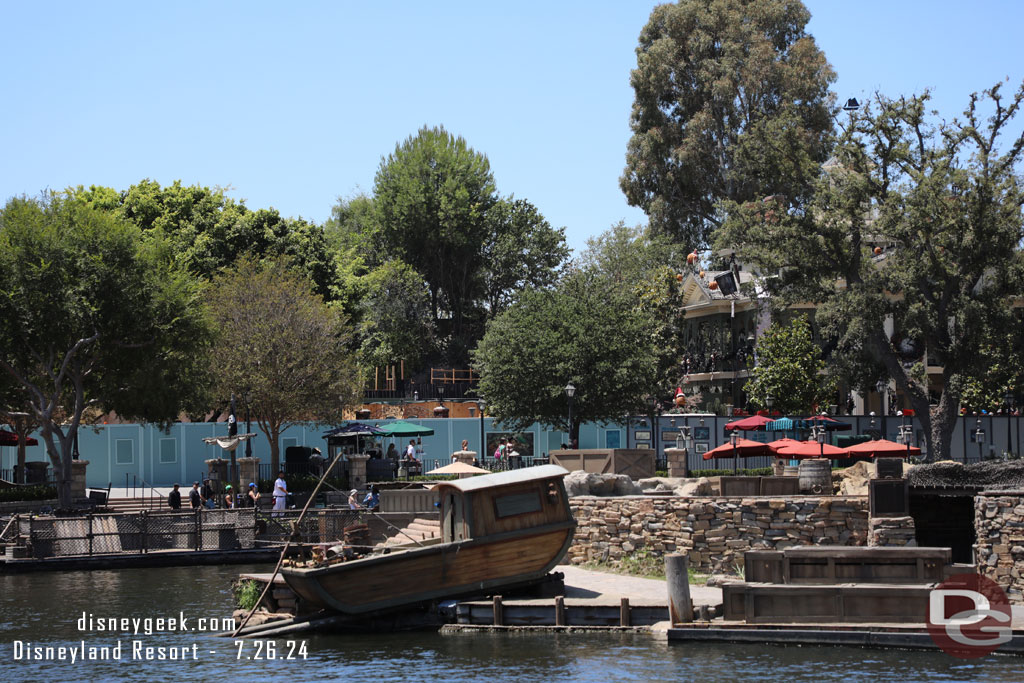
[976,491,1024,603]
[568,495,869,573]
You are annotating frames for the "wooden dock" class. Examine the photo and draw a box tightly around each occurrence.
[1,547,279,573]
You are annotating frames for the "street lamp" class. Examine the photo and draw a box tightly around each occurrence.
[1006,391,1015,458]
[765,395,775,413]
[975,418,986,462]
[565,383,576,449]
[897,410,913,459]
[244,392,252,459]
[876,380,888,417]
[730,430,739,474]
[648,396,660,468]
[814,423,827,460]
[478,399,486,461]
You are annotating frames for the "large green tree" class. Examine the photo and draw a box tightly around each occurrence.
[374,126,497,360]
[208,257,361,473]
[743,315,836,414]
[0,194,212,506]
[371,127,569,365]
[620,0,835,248]
[718,83,1024,461]
[473,269,659,443]
[355,260,434,371]
[578,222,690,395]
[79,180,340,299]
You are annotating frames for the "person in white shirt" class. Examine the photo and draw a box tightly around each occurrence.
[405,441,417,462]
[273,470,288,517]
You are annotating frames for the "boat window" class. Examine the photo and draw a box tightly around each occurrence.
[494,491,542,518]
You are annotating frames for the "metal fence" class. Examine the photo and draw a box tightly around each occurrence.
[5,507,372,560]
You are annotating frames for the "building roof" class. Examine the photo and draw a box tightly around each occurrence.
[432,464,569,493]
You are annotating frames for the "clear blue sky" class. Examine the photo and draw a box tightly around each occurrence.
[2,1,1021,254]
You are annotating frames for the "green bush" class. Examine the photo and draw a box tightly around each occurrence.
[233,579,262,610]
[0,485,57,502]
[696,467,774,477]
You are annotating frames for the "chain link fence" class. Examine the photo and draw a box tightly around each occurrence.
[5,507,369,559]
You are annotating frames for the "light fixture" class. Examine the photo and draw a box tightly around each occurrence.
[565,383,576,398]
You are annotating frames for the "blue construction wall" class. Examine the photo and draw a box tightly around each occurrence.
[5,415,1020,487]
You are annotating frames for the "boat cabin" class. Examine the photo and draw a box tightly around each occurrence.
[432,465,573,544]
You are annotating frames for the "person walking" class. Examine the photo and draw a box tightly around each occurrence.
[273,470,288,516]
[189,482,202,510]
[167,483,182,511]
[201,479,215,509]
[247,482,261,508]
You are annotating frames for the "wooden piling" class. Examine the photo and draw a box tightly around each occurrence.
[665,552,692,624]
[492,595,503,626]
[554,596,566,626]
[620,597,631,626]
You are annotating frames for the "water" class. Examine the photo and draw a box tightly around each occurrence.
[0,564,1023,682]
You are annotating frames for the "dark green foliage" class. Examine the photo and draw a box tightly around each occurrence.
[0,193,212,506]
[621,0,835,248]
[0,485,57,502]
[718,83,1024,460]
[744,316,837,414]
[473,268,660,441]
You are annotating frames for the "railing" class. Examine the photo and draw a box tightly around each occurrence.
[258,462,320,482]
[11,509,259,559]
[126,473,165,510]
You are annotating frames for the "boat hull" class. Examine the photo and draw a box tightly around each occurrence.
[281,521,574,614]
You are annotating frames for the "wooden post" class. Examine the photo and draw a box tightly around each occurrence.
[665,552,692,624]
[492,595,503,626]
[554,596,566,626]
[620,597,631,626]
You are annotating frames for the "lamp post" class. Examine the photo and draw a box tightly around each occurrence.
[730,431,739,474]
[478,399,486,462]
[244,392,252,459]
[814,416,827,460]
[565,383,576,449]
[648,396,660,469]
[975,418,986,462]
[1006,392,1015,458]
[872,378,888,421]
[765,395,775,413]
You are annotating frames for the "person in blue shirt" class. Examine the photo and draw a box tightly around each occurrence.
[362,485,380,511]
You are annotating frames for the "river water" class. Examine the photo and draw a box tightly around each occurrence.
[1,564,1023,682]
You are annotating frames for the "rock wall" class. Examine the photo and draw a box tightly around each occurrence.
[976,491,1024,603]
[568,495,870,573]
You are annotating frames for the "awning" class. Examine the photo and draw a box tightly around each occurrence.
[724,415,774,431]
[374,420,435,437]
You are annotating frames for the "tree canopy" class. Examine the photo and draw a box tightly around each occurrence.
[743,315,836,414]
[718,83,1024,460]
[208,256,361,473]
[370,126,569,366]
[472,268,659,442]
[0,194,212,506]
[620,0,835,248]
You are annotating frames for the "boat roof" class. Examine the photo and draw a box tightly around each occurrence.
[432,464,569,493]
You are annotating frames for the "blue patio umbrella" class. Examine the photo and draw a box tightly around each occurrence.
[765,417,809,432]
[323,422,387,454]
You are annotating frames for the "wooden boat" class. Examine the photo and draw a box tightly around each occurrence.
[280,464,576,614]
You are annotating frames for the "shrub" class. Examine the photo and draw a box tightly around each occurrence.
[0,485,57,502]
[233,579,262,610]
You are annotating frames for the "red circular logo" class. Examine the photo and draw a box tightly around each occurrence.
[926,573,1012,658]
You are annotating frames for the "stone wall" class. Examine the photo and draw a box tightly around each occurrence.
[976,491,1024,603]
[568,495,870,573]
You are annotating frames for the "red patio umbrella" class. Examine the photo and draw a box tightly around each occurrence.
[767,438,803,455]
[0,429,38,447]
[776,441,850,460]
[703,438,772,460]
[845,438,920,458]
[724,415,774,431]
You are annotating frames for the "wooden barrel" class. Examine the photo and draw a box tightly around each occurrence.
[783,465,799,477]
[798,459,832,494]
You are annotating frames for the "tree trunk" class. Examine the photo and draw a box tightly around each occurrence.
[268,429,281,474]
[39,422,72,508]
[927,390,960,464]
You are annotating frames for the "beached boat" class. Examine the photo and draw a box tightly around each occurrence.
[280,464,576,614]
